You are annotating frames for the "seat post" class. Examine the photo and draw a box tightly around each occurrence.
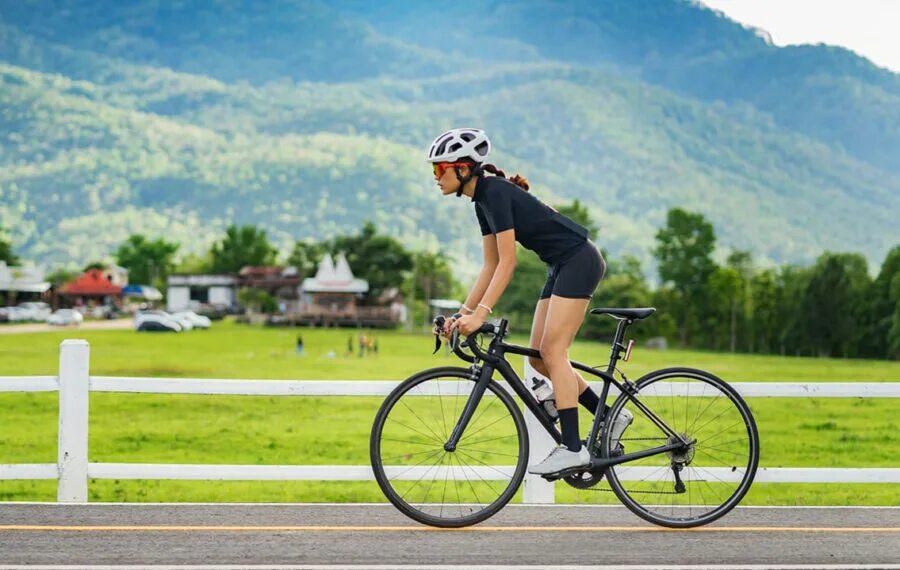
[606,318,632,374]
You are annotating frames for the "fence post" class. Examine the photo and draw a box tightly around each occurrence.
[521,359,555,504]
[58,339,90,503]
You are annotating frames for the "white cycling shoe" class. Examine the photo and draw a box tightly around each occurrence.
[609,408,634,450]
[527,445,591,475]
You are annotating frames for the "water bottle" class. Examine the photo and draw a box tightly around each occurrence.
[530,377,558,421]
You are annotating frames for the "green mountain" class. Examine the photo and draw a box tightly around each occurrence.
[0,0,898,274]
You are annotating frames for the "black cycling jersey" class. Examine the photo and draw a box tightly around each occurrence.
[473,175,588,265]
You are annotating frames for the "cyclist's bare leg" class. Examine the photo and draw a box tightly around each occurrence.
[529,298,589,395]
[539,295,591,410]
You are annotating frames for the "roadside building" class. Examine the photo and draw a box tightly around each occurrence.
[166,274,238,313]
[0,261,50,305]
[59,268,123,309]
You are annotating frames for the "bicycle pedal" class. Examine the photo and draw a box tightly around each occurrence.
[540,465,588,481]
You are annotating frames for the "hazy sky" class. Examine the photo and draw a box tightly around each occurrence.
[698,0,900,73]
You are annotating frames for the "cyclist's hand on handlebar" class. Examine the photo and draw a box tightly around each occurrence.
[450,313,485,337]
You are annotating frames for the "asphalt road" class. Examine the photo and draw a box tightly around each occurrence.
[0,504,897,569]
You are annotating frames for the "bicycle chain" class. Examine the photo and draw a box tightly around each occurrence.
[578,437,684,495]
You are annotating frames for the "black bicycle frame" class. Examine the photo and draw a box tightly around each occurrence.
[443,318,691,470]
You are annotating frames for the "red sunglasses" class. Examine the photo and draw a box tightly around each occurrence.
[432,162,471,178]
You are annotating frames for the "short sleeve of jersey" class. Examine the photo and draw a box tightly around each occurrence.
[476,182,515,235]
[475,205,492,236]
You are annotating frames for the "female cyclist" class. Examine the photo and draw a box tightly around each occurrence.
[428,127,631,476]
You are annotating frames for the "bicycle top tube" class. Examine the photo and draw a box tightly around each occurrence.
[451,320,619,385]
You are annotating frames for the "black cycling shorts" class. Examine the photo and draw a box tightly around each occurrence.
[539,241,606,300]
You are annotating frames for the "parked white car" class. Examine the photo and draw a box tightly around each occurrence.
[172,310,212,330]
[134,311,183,333]
[15,302,52,322]
[48,309,84,326]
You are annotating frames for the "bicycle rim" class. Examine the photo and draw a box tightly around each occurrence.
[604,367,759,528]
[370,367,528,527]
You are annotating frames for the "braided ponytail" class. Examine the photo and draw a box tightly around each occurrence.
[482,163,530,192]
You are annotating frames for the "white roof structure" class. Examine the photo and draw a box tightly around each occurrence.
[301,253,368,294]
[0,261,50,293]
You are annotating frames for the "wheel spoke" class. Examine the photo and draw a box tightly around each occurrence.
[374,372,525,526]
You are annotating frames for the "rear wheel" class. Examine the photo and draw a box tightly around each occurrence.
[603,367,759,528]
[370,367,528,527]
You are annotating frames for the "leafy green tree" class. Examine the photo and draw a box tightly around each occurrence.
[173,251,213,274]
[45,268,80,287]
[726,250,754,352]
[0,225,18,266]
[776,264,813,356]
[331,222,413,303]
[410,251,456,319]
[888,273,900,360]
[237,287,278,314]
[749,269,778,354]
[800,253,870,357]
[83,261,106,271]
[210,225,278,273]
[114,234,179,287]
[706,266,741,351]
[555,199,599,241]
[288,240,328,279]
[863,246,900,358]
[652,208,717,346]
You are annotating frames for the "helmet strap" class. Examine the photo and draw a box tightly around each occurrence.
[454,164,482,198]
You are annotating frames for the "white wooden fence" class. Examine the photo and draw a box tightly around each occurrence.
[1,339,898,504]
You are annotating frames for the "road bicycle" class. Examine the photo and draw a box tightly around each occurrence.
[370,308,759,528]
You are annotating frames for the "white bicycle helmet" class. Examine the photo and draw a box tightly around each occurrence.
[426,128,491,163]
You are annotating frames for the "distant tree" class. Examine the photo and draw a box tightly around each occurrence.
[555,199,599,241]
[0,225,18,266]
[210,225,278,273]
[888,273,900,360]
[749,269,778,354]
[652,208,717,345]
[83,261,106,271]
[706,266,741,351]
[801,253,870,357]
[331,222,413,303]
[45,268,80,287]
[863,246,900,358]
[114,234,180,287]
[775,264,814,356]
[173,251,214,274]
[237,287,278,314]
[288,239,328,278]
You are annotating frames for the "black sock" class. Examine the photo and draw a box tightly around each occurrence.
[578,387,610,417]
[558,408,581,452]
[578,387,600,415]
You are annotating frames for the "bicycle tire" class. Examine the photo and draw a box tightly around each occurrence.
[603,367,759,528]
[370,366,529,527]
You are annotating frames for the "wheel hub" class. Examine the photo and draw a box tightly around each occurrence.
[666,433,695,464]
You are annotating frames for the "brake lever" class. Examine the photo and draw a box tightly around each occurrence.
[432,314,464,354]
[432,316,446,354]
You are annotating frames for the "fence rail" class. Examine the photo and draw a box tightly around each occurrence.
[1,340,898,504]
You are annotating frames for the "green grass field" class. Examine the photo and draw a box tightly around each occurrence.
[1,320,898,504]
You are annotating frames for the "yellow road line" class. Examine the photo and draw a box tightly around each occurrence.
[0,525,897,533]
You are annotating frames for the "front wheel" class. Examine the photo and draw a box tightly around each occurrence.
[603,367,759,528]
[370,366,529,527]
